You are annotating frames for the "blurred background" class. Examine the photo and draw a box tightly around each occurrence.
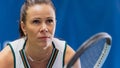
[0,0,120,68]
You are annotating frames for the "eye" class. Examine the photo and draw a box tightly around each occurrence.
[46,19,54,24]
[32,19,40,24]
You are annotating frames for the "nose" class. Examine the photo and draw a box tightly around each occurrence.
[39,23,48,32]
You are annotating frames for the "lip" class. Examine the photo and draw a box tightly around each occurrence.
[37,36,50,39]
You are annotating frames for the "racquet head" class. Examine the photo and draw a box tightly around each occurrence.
[65,32,112,68]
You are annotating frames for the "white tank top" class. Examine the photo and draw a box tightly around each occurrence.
[8,37,67,68]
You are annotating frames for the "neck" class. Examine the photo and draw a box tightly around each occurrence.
[25,41,53,63]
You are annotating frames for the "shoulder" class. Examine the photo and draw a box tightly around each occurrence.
[52,38,74,56]
[8,37,26,45]
[52,38,66,45]
[65,45,81,68]
[0,45,14,68]
[53,38,81,67]
[52,38,66,51]
[65,45,75,63]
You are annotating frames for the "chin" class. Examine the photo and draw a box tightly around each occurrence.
[38,40,52,47]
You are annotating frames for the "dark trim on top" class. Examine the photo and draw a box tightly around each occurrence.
[7,43,16,68]
[63,42,67,67]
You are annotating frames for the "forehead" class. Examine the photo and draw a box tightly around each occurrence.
[26,4,55,19]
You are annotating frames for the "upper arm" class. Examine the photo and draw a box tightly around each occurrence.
[0,46,14,68]
[65,45,81,68]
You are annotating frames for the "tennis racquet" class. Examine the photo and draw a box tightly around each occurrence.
[64,32,112,68]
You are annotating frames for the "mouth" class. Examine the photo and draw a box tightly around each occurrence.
[37,36,51,40]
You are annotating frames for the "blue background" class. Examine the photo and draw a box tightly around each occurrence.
[0,0,120,68]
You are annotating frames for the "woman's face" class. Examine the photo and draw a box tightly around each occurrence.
[21,4,56,47]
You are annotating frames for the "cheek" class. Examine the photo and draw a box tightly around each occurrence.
[51,25,56,35]
[26,26,38,36]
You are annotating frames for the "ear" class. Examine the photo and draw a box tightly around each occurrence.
[20,21,27,36]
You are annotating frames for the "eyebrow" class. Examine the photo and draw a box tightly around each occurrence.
[32,17,54,20]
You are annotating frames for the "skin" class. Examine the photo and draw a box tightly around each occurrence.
[0,4,81,68]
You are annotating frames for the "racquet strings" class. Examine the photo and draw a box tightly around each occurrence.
[65,32,112,68]
[80,38,108,68]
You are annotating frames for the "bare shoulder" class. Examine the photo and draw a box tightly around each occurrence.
[0,45,14,68]
[65,45,81,68]
[65,45,75,64]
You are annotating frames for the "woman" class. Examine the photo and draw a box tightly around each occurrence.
[0,0,81,68]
